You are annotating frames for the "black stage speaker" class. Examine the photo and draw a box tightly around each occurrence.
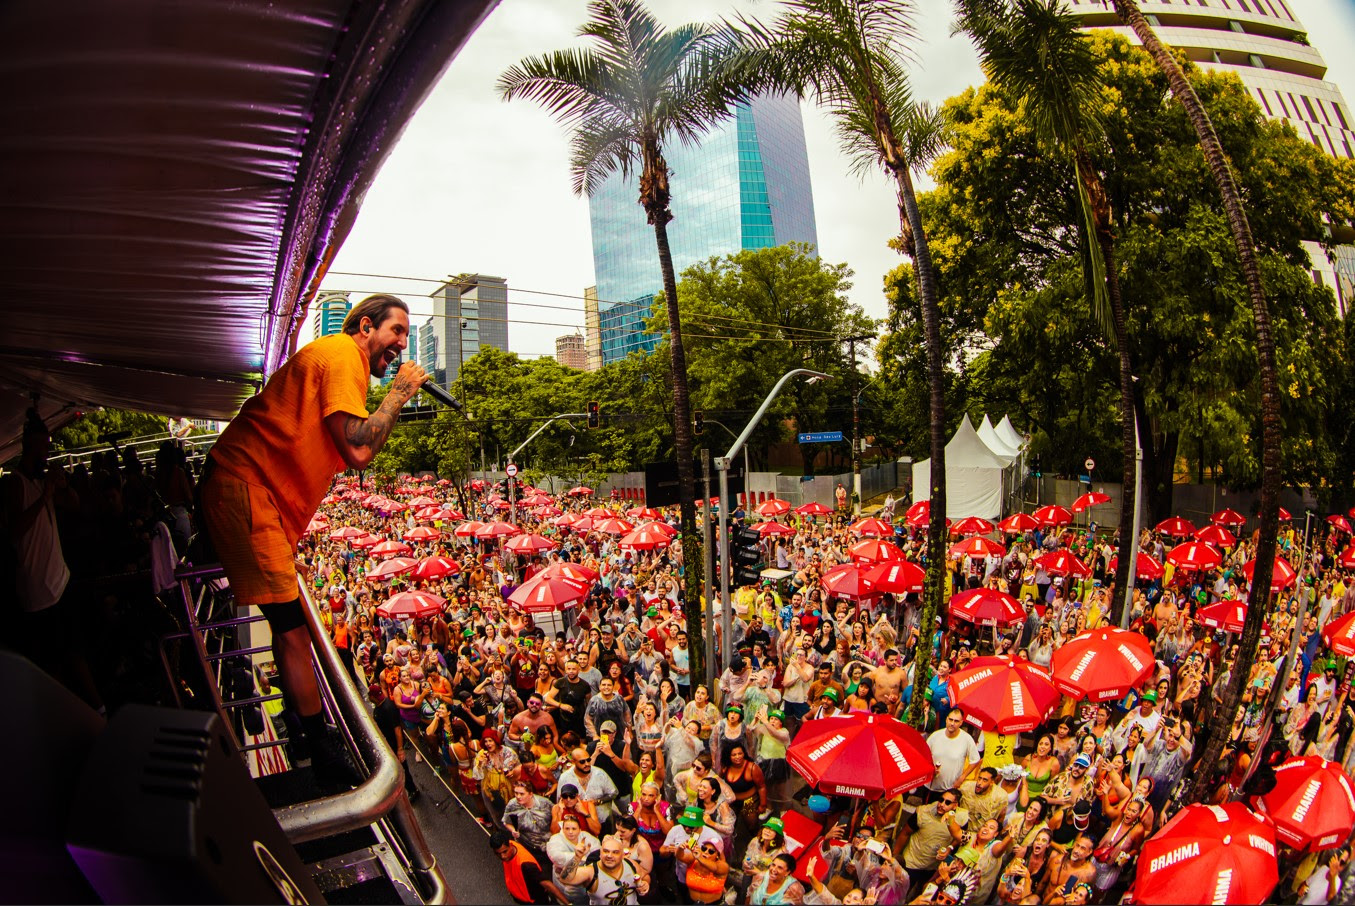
[66,705,324,904]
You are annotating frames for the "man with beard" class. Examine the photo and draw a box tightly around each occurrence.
[201,294,427,789]
[507,693,558,751]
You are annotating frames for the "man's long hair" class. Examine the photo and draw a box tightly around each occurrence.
[342,294,409,335]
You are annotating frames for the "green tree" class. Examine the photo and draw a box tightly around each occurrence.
[740,0,953,730]
[500,0,762,688]
[956,0,1140,623]
[51,408,173,453]
[657,243,876,472]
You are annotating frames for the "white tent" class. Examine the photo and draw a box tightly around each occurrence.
[996,415,1025,451]
[977,415,1019,463]
[912,414,1011,519]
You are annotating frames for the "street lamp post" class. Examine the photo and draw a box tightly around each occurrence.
[507,413,584,526]
[715,369,831,673]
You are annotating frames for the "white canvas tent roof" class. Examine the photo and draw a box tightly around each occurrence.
[978,415,1019,463]
[912,414,1011,519]
[996,415,1025,451]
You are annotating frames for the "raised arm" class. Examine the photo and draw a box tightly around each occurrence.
[323,362,426,470]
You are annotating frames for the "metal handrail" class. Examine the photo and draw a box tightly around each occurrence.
[274,578,449,904]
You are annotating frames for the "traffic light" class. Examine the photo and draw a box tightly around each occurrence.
[587,401,600,429]
[694,410,704,435]
[731,524,764,587]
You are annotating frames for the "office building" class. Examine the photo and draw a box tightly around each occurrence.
[418,315,438,374]
[426,274,509,387]
[313,291,351,340]
[588,92,819,364]
[1069,0,1355,308]
[583,286,603,371]
[556,333,588,370]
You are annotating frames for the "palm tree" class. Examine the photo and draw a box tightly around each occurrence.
[499,0,756,690]
[955,0,1139,625]
[1107,0,1281,806]
[738,0,950,729]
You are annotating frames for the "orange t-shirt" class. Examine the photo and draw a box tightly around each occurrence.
[211,333,369,542]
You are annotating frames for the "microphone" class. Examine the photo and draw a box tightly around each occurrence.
[419,381,463,411]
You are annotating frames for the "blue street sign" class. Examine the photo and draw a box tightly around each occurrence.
[798,431,845,444]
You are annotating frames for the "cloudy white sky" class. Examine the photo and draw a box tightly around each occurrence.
[315,0,1355,361]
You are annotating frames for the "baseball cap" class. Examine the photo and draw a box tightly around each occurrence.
[1073,753,1093,769]
[1141,690,1158,703]
[600,719,617,734]
[559,783,580,799]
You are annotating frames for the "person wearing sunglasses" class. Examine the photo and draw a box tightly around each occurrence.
[898,789,966,898]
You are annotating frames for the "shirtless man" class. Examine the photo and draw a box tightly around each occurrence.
[1042,834,1097,901]
[869,648,908,702]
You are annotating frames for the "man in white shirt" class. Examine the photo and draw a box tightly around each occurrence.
[1113,690,1162,746]
[927,708,980,799]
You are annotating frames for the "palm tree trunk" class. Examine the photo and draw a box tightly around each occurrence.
[896,166,948,731]
[652,203,706,692]
[1112,0,1281,806]
[1077,152,1138,626]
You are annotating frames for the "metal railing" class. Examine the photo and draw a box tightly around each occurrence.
[164,561,449,903]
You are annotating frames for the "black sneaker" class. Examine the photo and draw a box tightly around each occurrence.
[310,730,363,794]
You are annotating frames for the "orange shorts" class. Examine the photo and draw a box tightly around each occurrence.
[201,471,298,606]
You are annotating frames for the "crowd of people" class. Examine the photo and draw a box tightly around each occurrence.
[295,473,1355,906]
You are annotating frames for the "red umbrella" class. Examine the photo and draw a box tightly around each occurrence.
[1166,541,1222,571]
[619,525,671,550]
[409,495,439,507]
[1277,506,1292,521]
[1321,611,1355,657]
[328,526,366,541]
[947,657,1059,734]
[1051,628,1155,702]
[1032,504,1072,527]
[1240,557,1296,590]
[568,516,595,533]
[1071,491,1111,513]
[376,590,446,620]
[539,561,599,585]
[521,493,554,507]
[1194,524,1236,548]
[795,501,833,518]
[534,504,563,517]
[1211,507,1247,527]
[492,499,513,511]
[553,512,578,528]
[508,574,588,612]
[752,521,795,537]
[951,516,995,536]
[350,533,382,550]
[997,512,1040,534]
[475,521,523,539]
[847,538,906,563]
[1133,802,1277,904]
[1328,514,1353,534]
[1340,546,1355,570]
[370,539,412,559]
[567,486,594,497]
[306,517,329,534]
[861,560,924,594]
[850,517,894,537]
[1034,550,1090,577]
[414,506,444,521]
[627,506,661,520]
[583,506,613,518]
[1155,516,1196,537]
[368,556,418,580]
[786,713,935,799]
[436,478,451,487]
[756,498,792,517]
[948,588,1024,628]
[403,526,441,543]
[1197,600,1247,633]
[504,533,558,554]
[820,563,879,601]
[592,517,635,536]
[453,520,485,537]
[638,520,677,538]
[948,536,1006,559]
[904,499,931,524]
[1107,552,1165,581]
[411,556,460,581]
[1257,756,1355,851]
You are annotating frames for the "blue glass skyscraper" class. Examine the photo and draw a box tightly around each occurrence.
[588,93,818,364]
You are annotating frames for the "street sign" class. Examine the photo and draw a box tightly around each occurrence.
[505,463,518,478]
[1084,458,1095,472]
[798,431,844,444]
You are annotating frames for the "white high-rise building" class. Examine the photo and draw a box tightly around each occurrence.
[1069,0,1355,310]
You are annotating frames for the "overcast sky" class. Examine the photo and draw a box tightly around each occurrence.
[315,0,1355,362]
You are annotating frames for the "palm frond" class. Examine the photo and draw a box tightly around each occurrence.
[1076,172,1116,345]
[496,48,611,131]
[570,116,638,197]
